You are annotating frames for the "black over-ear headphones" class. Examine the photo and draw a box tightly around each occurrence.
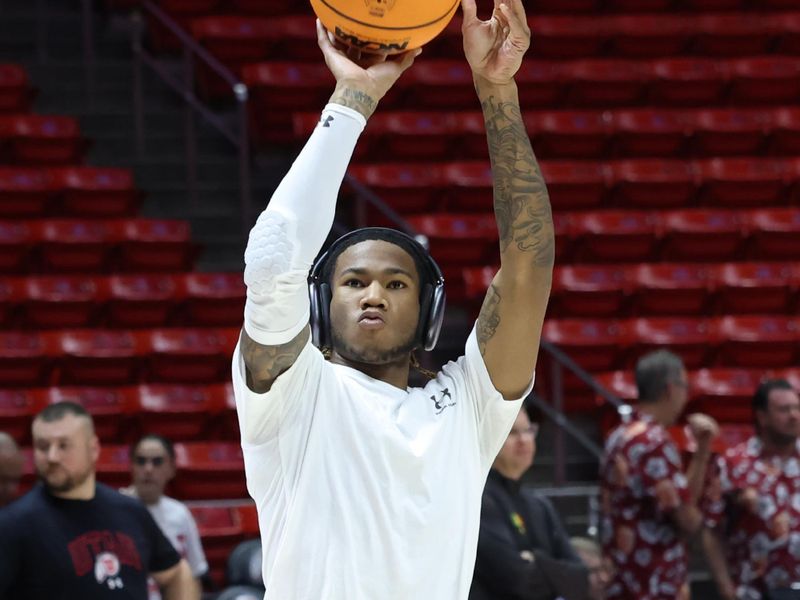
[308,227,446,352]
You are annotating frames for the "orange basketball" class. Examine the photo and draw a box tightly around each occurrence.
[311,0,460,54]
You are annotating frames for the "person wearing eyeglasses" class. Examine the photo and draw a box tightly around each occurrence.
[0,402,197,600]
[121,434,208,600]
[470,405,591,600]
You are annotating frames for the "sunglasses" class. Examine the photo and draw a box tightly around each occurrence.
[133,456,167,467]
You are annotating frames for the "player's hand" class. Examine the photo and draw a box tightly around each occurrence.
[687,413,719,448]
[317,20,421,105]
[461,0,530,85]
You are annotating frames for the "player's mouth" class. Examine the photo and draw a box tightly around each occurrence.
[358,310,385,330]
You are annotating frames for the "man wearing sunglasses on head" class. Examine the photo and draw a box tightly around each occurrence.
[121,434,208,600]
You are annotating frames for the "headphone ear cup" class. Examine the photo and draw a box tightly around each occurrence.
[318,282,332,349]
[309,281,323,348]
[424,283,446,352]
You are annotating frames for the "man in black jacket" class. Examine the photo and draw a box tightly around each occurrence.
[470,406,591,600]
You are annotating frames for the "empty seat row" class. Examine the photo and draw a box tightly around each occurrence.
[0,64,35,113]
[347,158,800,214]
[0,382,236,444]
[295,107,800,162]
[0,272,244,328]
[0,166,142,218]
[464,261,800,317]
[542,315,800,376]
[0,114,89,164]
[246,57,800,141]
[0,218,199,273]
[0,327,240,387]
[190,12,800,66]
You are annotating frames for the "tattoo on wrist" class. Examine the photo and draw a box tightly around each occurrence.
[330,86,377,118]
[480,93,555,269]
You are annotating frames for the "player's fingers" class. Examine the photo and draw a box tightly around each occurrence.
[461,0,478,25]
[394,47,423,72]
[500,0,529,35]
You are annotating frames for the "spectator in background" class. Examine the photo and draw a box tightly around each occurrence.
[0,401,197,600]
[600,350,719,600]
[571,537,613,600]
[703,378,800,600]
[121,433,208,600]
[470,405,591,600]
[0,431,23,507]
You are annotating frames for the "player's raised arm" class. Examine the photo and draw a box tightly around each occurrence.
[240,22,420,394]
[462,0,554,399]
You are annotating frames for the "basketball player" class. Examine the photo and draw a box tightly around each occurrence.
[231,0,552,598]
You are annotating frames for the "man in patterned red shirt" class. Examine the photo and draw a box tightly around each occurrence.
[600,350,719,600]
[703,378,800,600]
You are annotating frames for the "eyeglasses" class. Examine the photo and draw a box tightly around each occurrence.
[509,424,539,438]
[133,456,166,467]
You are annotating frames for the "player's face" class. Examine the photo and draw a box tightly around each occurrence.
[494,411,537,478]
[759,388,800,445]
[329,240,421,365]
[130,439,175,505]
[32,414,98,495]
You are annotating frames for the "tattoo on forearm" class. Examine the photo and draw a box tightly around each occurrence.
[241,327,310,393]
[477,284,501,356]
[329,86,377,118]
[480,88,555,268]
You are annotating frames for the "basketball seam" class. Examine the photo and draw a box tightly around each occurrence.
[317,0,459,32]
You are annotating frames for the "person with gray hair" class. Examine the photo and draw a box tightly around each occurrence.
[0,431,23,507]
[599,350,719,600]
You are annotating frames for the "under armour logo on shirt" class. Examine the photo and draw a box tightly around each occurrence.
[321,115,334,128]
[430,388,456,415]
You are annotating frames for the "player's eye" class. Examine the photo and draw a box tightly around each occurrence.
[387,280,406,289]
[344,279,363,288]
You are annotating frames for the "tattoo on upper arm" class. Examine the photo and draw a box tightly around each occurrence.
[480,90,555,269]
[241,327,310,393]
[328,86,377,119]
[477,284,501,356]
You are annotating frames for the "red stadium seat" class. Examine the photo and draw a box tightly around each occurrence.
[144,0,221,53]
[660,209,743,261]
[95,444,132,489]
[697,158,787,207]
[648,58,729,106]
[147,328,239,383]
[0,388,48,443]
[406,60,475,109]
[530,15,608,59]
[441,161,494,212]
[348,163,446,214]
[189,503,243,585]
[242,63,335,143]
[181,272,245,327]
[610,109,690,157]
[690,109,771,157]
[594,370,637,402]
[22,275,105,328]
[0,64,35,113]
[0,277,23,326]
[539,161,609,210]
[106,274,182,328]
[542,318,631,372]
[630,317,719,369]
[136,384,225,441]
[48,386,138,443]
[729,57,800,105]
[230,0,297,14]
[173,442,246,499]
[0,332,54,387]
[462,266,497,302]
[714,262,795,314]
[570,210,659,263]
[629,263,713,315]
[717,315,800,367]
[690,368,763,425]
[515,61,566,108]
[744,207,800,260]
[771,107,800,154]
[530,110,611,158]
[551,265,630,318]
[50,167,142,218]
[449,111,489,160]
[608,15,689,58]
[0,221,33,273]
[564,59,646,106]
[117,219,199,272]
[217,382,239,441]
[531,0,598,13]
[35,219,121,273]
[607,0,673,10]
[774,11,800,54]
[373,112,454,161]
[0,167,57,218]
[0,115,89,165]
[692,14,778,57]
[404,214,498,267]
[609,159,697,208]
[56,330,147,385]
[683,0,746,9]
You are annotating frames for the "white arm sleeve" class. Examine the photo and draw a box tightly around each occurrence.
[243,103,366,346]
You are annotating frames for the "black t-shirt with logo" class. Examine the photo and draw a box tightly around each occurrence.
[0,482,180,599]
